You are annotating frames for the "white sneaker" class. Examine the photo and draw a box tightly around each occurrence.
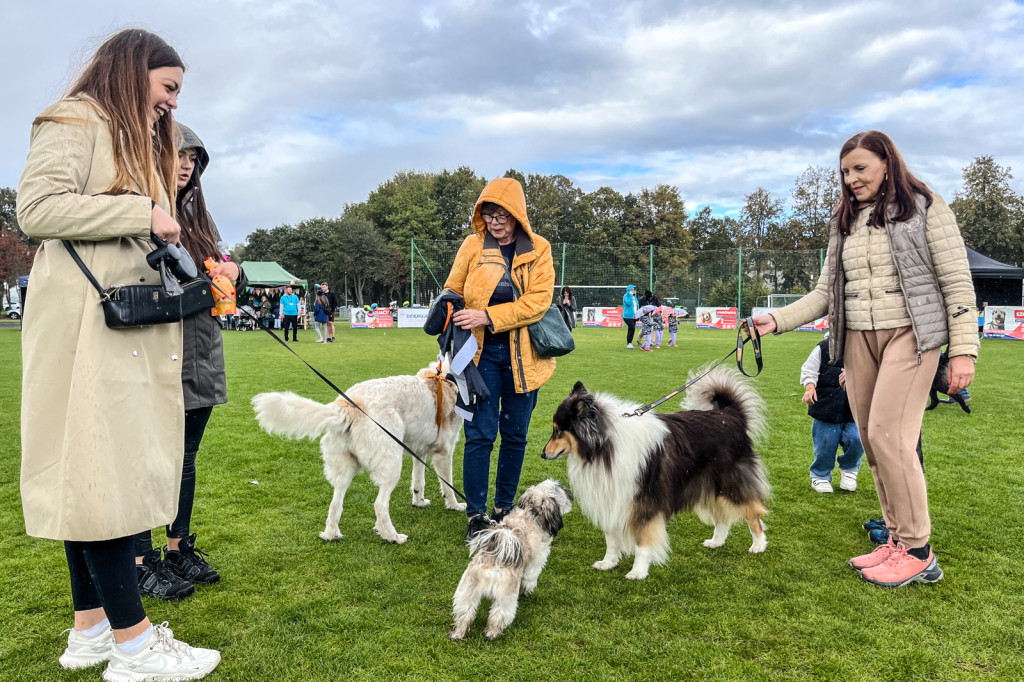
[839,469,858,492]
[627,343,634,349]
[811,478,833,494]
[60,625,114,669]
[102,622,220,682]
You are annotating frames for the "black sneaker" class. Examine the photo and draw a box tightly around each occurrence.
[137,548,194,600]
[491,508,511,524]
[465,515,489,544]
[164,534,220,585]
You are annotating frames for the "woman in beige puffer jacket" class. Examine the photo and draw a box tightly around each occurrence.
[750,130,977,589]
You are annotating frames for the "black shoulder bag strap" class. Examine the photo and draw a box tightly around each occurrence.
[62,240,109,300]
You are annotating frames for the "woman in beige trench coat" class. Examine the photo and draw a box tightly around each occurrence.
[18,29,219,679]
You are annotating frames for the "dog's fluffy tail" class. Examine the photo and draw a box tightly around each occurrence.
[251,392,344,441]
[682,365,767,444]
[468,527,526,569]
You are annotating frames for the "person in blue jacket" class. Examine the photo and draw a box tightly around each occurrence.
[622,285,639,349]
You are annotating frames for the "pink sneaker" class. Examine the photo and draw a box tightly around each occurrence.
[655,345,661,349]
[848,536,897,571]
[640,346,652,352]
[860,543,943,587]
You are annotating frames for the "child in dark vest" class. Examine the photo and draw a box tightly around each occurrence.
[801,336,864,493]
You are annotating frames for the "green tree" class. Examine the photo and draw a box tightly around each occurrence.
[364,171,442,245]
[579,187,627,246]
[951,156,1024,265]
[523,173,582,242]
[689,206,737,251]
[333,215,394,307]
[738,187,785,249]
[433,166,485,241]
[789,165,840,250]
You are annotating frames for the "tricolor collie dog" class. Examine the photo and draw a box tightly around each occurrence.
[251,364,465,545]
[541,366,769,580]
[450,479,573,640]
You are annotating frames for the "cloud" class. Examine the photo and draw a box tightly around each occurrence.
[2,0,1023,245]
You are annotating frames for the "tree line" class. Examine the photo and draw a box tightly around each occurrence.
[2,156,1022,307]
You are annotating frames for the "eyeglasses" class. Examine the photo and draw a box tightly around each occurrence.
[481,213,512,224]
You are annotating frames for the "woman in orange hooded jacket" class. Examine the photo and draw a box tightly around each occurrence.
[444,178,556,541]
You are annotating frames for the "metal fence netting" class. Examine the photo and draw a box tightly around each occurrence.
[411,240,824,316]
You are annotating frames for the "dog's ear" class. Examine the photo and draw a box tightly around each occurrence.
[574,394,599,420]
[541,503,564,537]
[572,381,588,394]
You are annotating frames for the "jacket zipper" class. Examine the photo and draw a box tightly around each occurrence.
[513,272,528,392]
[867,218,876,331]
[488,255,530,392]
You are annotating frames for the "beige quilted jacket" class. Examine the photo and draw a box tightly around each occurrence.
[773,193,978,360]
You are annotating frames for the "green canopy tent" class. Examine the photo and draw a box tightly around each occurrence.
[240,262,307,291]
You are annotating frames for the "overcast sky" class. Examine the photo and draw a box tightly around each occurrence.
[3,1,1023,246]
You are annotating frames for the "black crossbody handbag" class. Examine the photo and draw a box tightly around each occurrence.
[62,239,212,328]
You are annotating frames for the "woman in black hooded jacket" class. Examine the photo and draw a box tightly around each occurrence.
[132,123,246,599]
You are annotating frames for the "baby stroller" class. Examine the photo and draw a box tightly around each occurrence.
[235,305,259,331]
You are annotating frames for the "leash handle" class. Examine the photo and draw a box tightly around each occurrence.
[736,317,763,378]
[625,316,764,418]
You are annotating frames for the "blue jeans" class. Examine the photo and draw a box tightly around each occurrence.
[810,419,864,481]
[463,342,539,516]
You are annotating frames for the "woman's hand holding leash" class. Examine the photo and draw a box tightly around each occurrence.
[208,261,239,283]
[746,314,777,337]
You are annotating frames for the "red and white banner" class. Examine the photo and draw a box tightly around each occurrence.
[695,307,737,330]
[350,309,394,328]
[752,307,828,332]
[982,307,1024,340]
[796,316,830,332]
[583,307,623,327]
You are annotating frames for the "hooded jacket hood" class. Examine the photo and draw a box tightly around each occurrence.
[175,123,210,179]
[471,177,533,238]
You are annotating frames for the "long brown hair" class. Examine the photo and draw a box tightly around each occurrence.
[835,130,932,235]
[177,148,222,263]
[37,29,184,210]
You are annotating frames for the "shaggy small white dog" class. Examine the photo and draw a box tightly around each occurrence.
[450,479,573,640]
[251,364,465,544]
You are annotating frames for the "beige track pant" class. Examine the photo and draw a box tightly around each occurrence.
[844,327,939,549]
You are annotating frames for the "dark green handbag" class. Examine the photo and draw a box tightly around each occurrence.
[499,260,575,357]
[527,305,575,357]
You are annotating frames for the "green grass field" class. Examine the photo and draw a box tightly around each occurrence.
[1,321,1021,681]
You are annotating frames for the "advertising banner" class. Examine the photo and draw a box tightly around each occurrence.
[750,306,827,332]
[695,307,738,330]
[583,307,623,327]
[796,316,830,332]
[397,307,429,328]
[350,309,394,329]
[982,306,1024,340]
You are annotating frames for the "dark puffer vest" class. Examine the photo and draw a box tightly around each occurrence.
[808,339,854,424]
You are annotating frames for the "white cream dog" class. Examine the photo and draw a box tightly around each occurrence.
[252,364,465,544]
[450,479,573,640]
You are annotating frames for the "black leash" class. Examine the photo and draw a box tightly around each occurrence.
[625,317,763,418]
[212,278,493,522]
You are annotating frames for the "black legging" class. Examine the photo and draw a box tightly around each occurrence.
[134,406,214,556]
[65,536,146,629]
[625,318,637,344]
